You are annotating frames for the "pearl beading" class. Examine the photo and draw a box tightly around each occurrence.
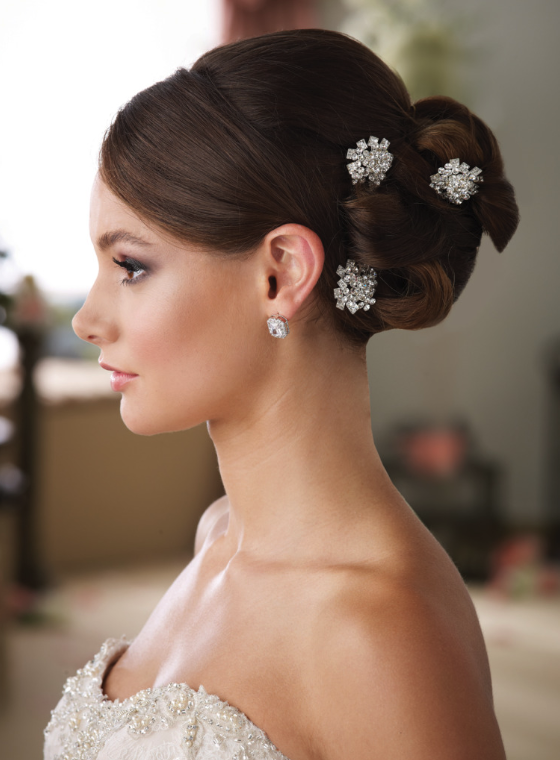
[44,637,290,760]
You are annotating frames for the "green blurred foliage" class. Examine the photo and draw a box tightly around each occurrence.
[343,0,474,102]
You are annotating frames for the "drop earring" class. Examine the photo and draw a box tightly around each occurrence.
[267,313,289,339]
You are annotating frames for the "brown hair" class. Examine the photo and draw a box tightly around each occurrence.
[100,29,519,345]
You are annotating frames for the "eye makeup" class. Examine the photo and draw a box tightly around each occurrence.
[112,256,148,286]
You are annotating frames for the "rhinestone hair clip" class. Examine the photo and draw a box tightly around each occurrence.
[334,260,377,314]
[430,158,483,205]
[339,143,483,317]
[346,136,393,186]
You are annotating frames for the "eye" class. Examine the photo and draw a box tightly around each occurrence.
[112,257,148,286]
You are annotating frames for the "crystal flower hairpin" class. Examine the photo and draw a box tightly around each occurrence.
[430,158,483,205]
[346,136,393,186]
[339,143,483,318]
[334,259,377,314]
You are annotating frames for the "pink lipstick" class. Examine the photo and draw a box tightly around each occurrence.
[99,361,138,392]
[109,371,138,392]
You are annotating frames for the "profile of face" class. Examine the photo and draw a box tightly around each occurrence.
[73,177,323,436]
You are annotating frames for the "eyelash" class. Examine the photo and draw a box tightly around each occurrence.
[112,257,148,286]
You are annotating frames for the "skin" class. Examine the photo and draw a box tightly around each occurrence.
[72,176,506,760]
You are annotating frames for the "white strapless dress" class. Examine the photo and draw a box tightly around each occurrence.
[44,637,290,760]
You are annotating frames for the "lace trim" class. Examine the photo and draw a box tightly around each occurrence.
[44,637,289,760]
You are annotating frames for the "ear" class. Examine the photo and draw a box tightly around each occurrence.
[257,224,325,320]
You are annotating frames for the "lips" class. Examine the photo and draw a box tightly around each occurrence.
[99,361,138,392]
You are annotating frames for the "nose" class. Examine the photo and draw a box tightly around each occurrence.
[72,280,117,346]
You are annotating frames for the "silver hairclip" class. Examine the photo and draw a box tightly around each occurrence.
[334,259,377,314]
[430,158,483,205]
[346,136,393,186]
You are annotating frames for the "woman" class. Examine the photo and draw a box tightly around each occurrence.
[44,29,518,760]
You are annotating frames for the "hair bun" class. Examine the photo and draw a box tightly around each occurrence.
[411,95,519,252]
[342,94,519,336]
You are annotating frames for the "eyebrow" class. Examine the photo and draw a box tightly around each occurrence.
[96,229,153,251]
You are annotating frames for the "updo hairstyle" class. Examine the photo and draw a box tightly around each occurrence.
[99,29,519,346]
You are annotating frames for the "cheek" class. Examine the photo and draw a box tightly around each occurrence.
[118,295,217,434]
[128,293,204,371]
[125,277,263,406]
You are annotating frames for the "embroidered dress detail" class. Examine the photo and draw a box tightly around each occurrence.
[44,637,290,760]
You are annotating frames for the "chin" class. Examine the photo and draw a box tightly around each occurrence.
[119,398,206,436]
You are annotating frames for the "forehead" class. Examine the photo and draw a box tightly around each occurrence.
[89,176,157,246]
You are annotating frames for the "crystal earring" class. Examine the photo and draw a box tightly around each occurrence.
[267,313,289,339]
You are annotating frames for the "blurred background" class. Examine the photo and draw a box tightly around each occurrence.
[0,1,558,758]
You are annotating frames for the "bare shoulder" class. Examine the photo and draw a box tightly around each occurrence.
[306,565,505,760]
[193,494,230,555]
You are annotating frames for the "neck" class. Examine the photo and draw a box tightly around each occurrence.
[207,328,397,564]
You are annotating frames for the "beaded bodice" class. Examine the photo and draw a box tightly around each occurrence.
[44,637,290,760]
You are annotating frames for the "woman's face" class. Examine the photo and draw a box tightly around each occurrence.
[73,177,270,435]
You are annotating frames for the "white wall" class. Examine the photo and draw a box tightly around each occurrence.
[0,0,220,297]
[362,0,560,525]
